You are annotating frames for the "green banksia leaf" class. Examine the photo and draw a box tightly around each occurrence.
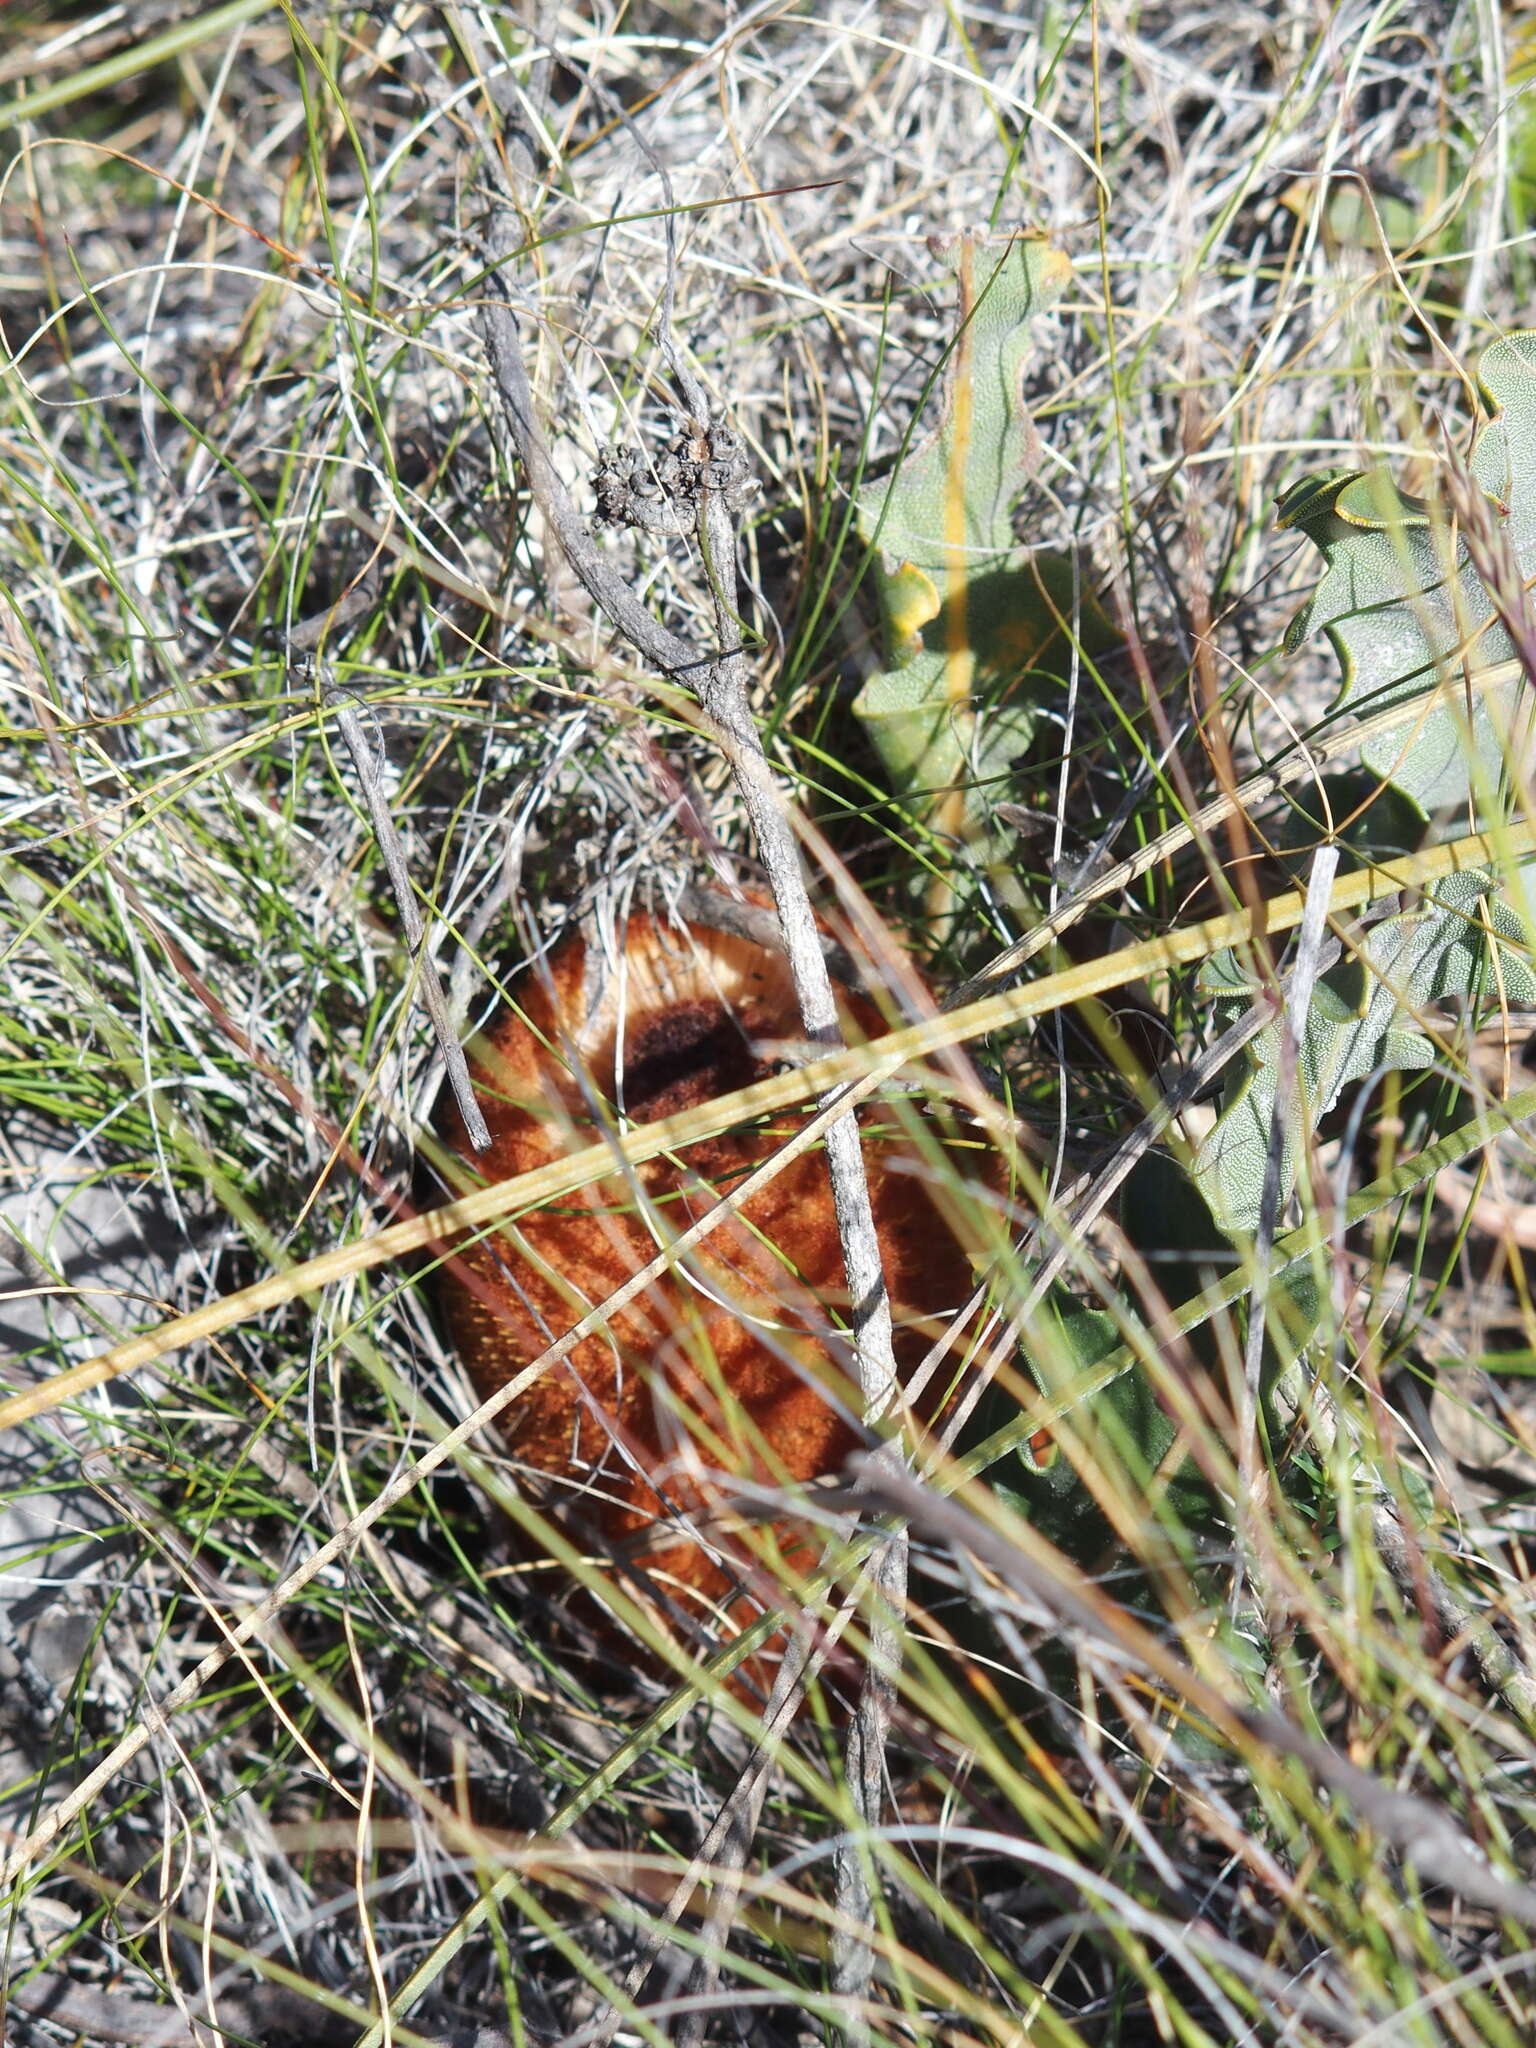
[1191,333,1536,1235]
[1194,870,1536,1235]
[1277,332,1536,823]
[978,1300,1219,1556]
[851,232,1114,827]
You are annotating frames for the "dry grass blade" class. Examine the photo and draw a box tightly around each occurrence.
[852,1457,1536,1928]
[313,671,491,1152]
[9,4,1536,2042]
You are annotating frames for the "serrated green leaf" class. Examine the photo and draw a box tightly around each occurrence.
[857,234,1074,628]
[1191,336,1536,1234]
[1277,333,1536,821]
[1194,869,1536,1235]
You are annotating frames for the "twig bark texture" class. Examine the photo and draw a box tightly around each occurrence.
[477,213,905,2034]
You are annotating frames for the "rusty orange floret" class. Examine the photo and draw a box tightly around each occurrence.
[434,901,988,1684]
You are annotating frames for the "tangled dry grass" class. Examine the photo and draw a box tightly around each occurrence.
[5,4,1536,2044]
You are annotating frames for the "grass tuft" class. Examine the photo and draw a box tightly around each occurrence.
[4,4,1536,2045]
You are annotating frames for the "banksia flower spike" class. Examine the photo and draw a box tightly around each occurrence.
[434,899,987,1683]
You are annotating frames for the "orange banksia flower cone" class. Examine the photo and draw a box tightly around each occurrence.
[434,901,986,1689]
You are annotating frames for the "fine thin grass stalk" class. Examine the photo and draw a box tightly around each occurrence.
[7,4,1536,2045]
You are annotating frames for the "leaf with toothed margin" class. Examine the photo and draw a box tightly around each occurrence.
[1189,335,1536,1240]
[1192,869,1536,1237]
[1277,332,1536,823]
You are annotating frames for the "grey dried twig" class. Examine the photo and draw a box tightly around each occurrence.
[476,210,906,2034]
[1238,842,1339,1535]
[852,1456,1536,1931]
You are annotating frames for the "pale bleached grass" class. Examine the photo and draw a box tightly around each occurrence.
[2,4,1535,2044]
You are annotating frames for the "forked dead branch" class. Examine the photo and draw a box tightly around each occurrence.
[474,203,935,2026]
